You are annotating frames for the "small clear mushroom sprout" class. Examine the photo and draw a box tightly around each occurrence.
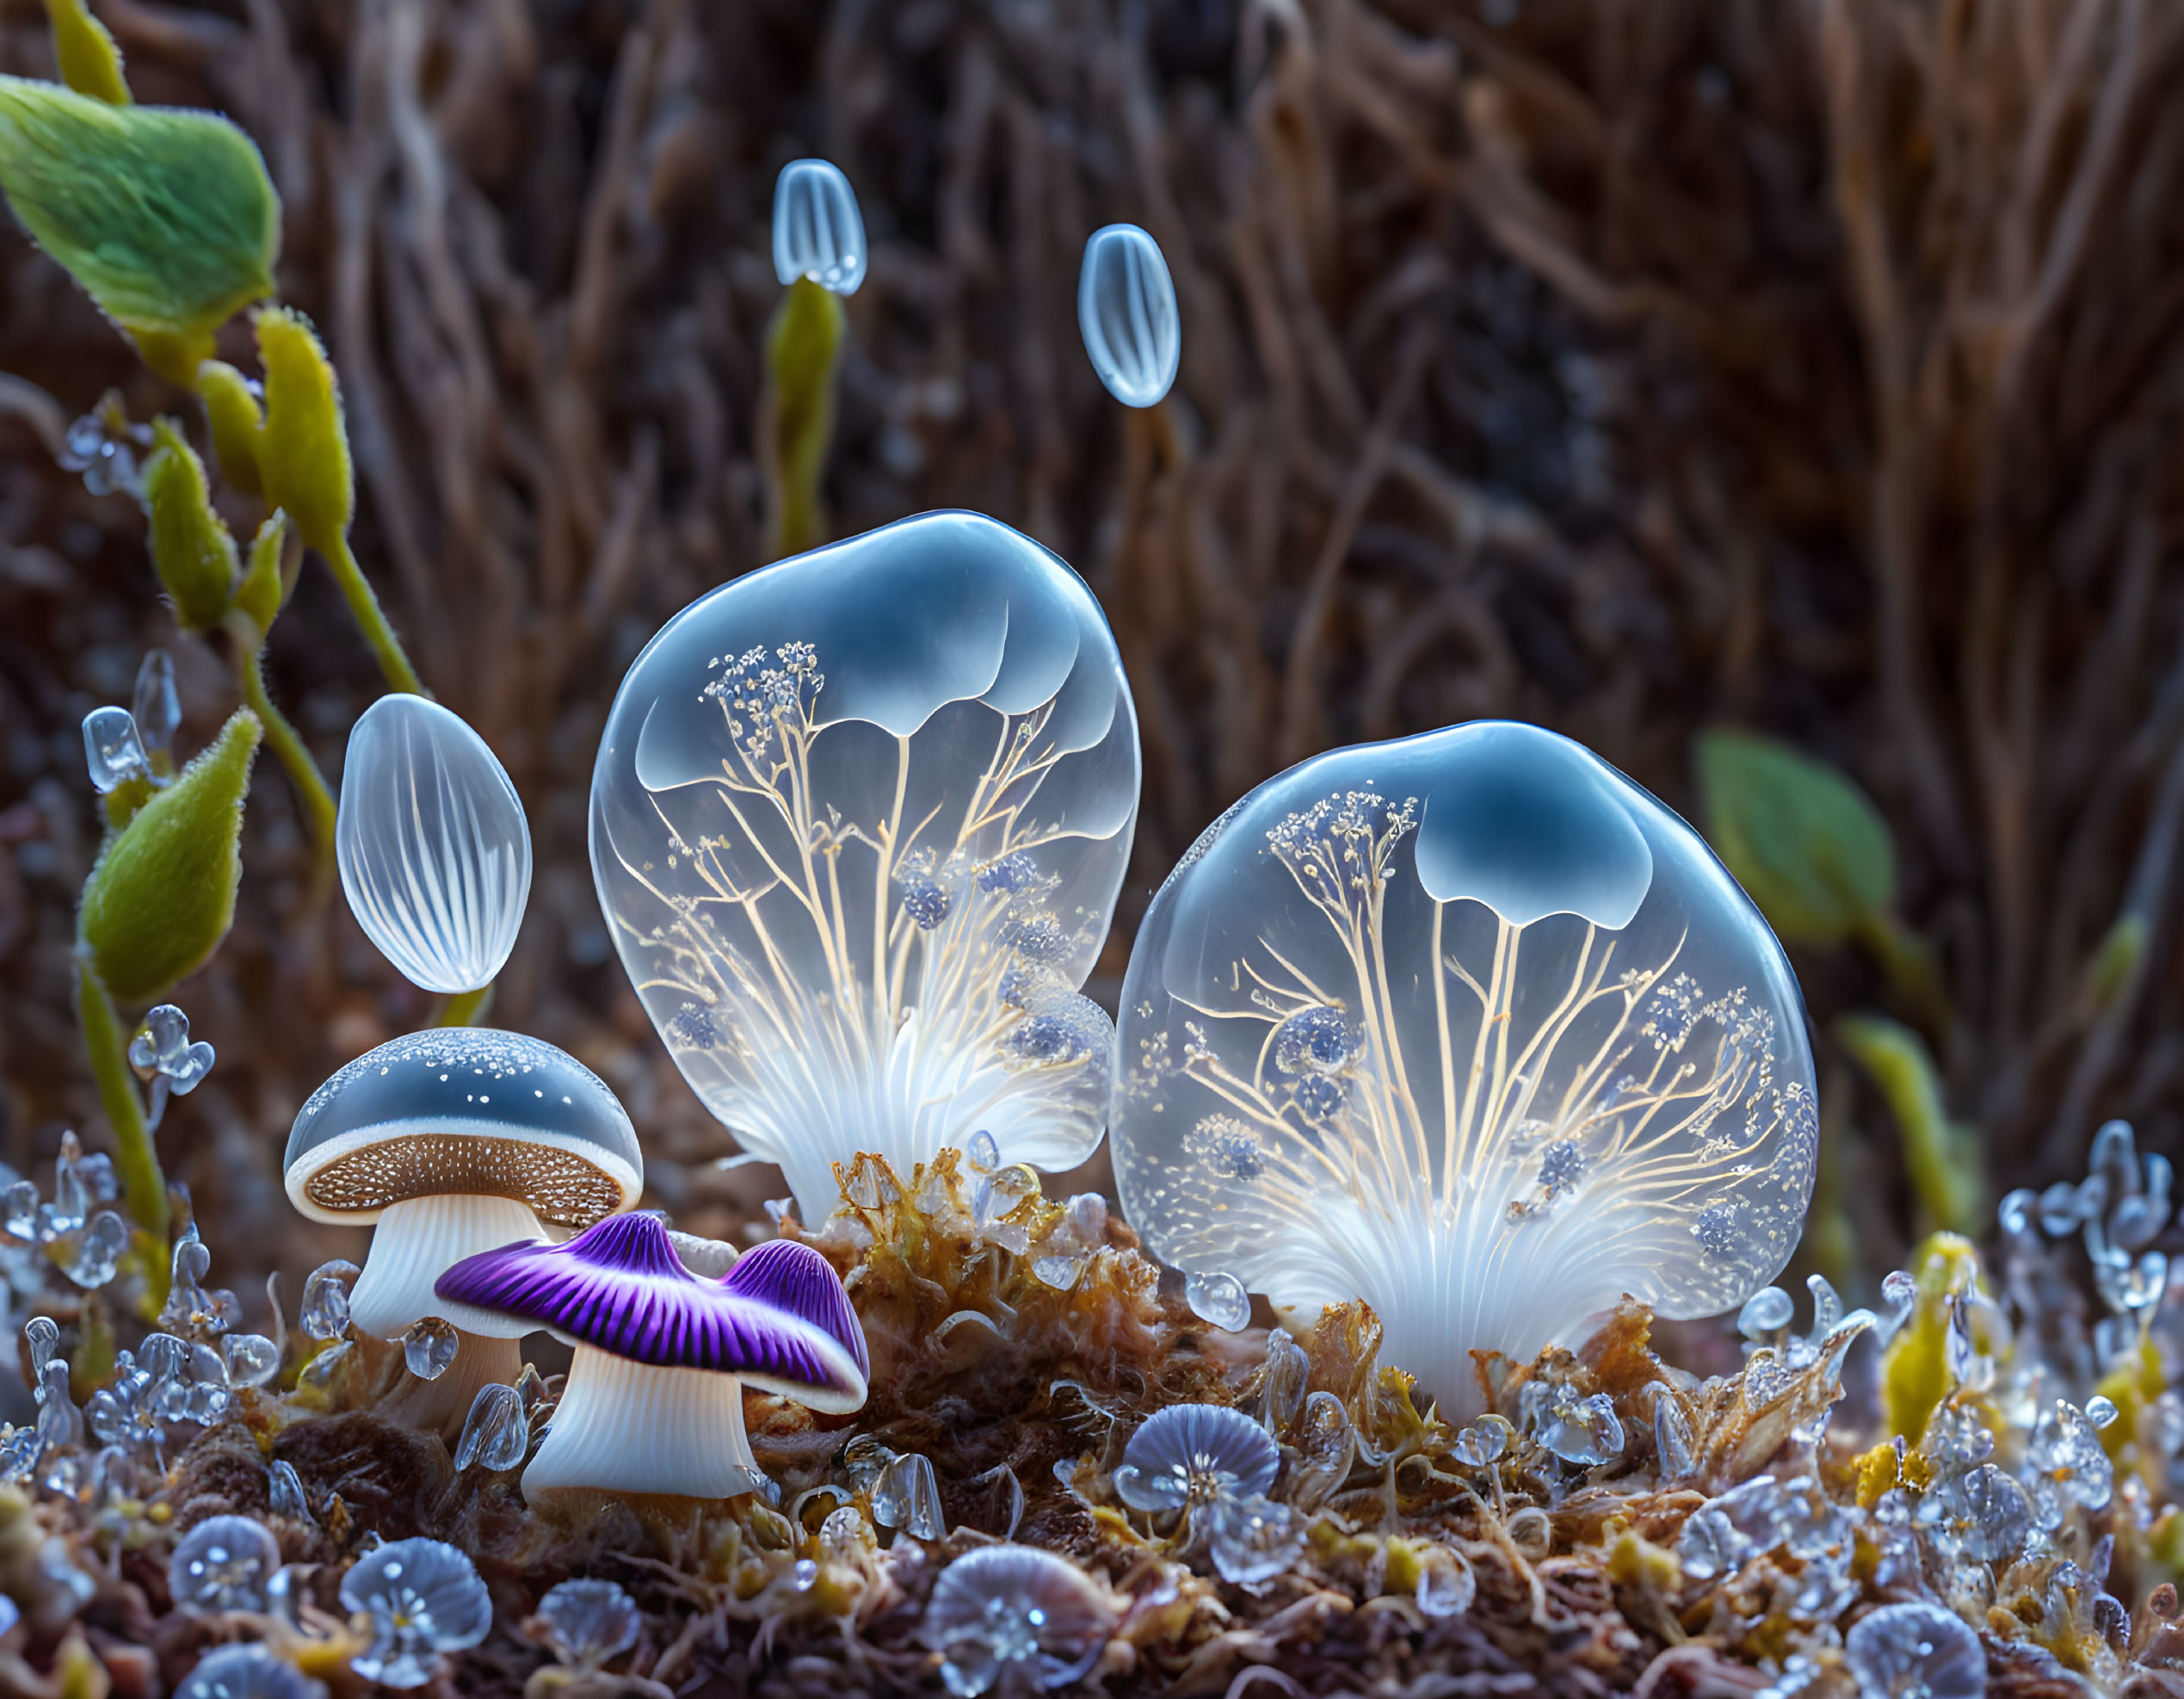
[1078,224,1181,409]
[283,1028,641,1435]
[337,694,532,1000]
[589,510,1141,1222]
[772,158,866,297]
[1112,721,1818,1419]
[435,1211,868,1509]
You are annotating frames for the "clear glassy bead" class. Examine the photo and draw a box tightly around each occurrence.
[1737,1286,1794,1337]
[1185,1271,1250,1332]
[771,158,866,295]
[300,1261,360,1341]
[872,1451,947,1539]
[337,695,532,995]
[221,1334,281,1389]
[402,1317,460,1381]
[1205,1492,1304,1584]
[65,1212,127,1288]
[133,651,180,757]
[83,706,150,794]
[453,1383,527,1471]
[1077,224,1181,408]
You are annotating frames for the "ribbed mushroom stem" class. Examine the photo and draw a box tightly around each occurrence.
[349,1193,548,1338]
[377,1331,524,1442]
[520,1344,762,1504]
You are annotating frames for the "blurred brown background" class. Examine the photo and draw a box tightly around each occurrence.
[1,0,2180,1374]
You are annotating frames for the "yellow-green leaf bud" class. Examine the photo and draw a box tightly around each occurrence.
[77,707,261,1004]
[0,77,277,349]
[194,358,263,496]
[44,0,130,107]
[233,509,287,638]
[254,306,352,556]
[142,417,236,631]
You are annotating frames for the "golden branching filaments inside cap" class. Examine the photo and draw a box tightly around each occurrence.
[303,1134,626,1226]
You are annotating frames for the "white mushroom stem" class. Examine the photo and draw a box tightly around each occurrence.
[348,1193,546,1440]
[349,1194,549,1338]
[519,1345,762,1504]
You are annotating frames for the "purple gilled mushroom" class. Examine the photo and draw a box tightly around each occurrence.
[435,1212,867,1504]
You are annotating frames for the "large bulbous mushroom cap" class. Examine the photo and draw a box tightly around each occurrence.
[435,1212,868,1411]
[1112,720,1817,1416]
[589,510,1141,1222]
[284,1028,641,1228]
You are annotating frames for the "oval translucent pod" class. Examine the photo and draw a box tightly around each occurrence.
[337,696,532,995]
[1111,720,1817,1419]
[590,511,1141,1220]
[1078,224,1180,409]
[772,158,867,296]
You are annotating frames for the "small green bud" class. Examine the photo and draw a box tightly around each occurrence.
[0,77,277,353]
[761,275,846,560]
[255,306,352,556]
[142,417,236,631]
[194,359,263,495]
[77,707,261,1004]
[44,0,129,107]
[233,509,287,637]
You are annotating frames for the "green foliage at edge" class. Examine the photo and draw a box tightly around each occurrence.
[1696,727,1894,948]
[0,75,276,340]
[77,707,261,1004]
[44,0,130,107]
[255,306,352,555]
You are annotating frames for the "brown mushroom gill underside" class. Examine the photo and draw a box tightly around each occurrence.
[303,1134,623,1225]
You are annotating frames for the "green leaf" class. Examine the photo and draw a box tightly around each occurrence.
[77,707,260,1004]
[142,417,236,631]
[1696,728,1894,948]
[0,77,276,344]
[232,507,287,636]
[44,0,130,107]
[194,358,262,495]
[255,306,352,555]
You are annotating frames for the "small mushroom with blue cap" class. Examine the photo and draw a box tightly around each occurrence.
[283,1028,641,1436]
[435,1212,867,1512]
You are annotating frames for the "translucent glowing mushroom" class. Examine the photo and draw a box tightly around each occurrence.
[284,1029,641,1433]
[772,158,866,297]
[337,695,531,996]
[1078,224,1180,409]
[1111,721,1817,1419]
[589,510,1140,1221]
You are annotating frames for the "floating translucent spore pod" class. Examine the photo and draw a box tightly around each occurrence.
[772,159,866,296]
[1112,720,1817,1418]
[338,695,531,995]
[590,511,1140,1221]
[1078,224,1180,408]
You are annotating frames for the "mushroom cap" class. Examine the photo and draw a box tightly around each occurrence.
[434,1213,869,1411]
[284,1029,642,1228]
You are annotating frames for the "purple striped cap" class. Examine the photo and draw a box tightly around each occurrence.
[435,1214,868,1411]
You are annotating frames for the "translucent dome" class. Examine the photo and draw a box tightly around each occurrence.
[590,511,1140,1220]
[1078,225,1180,409]
[1111,721,1817,1418]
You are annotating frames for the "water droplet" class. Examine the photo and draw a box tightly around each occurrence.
[1653,1392,1695,1479]
[1185,1271,1250,1332]
[1737,1286,1794,1337]
[1032,1253,1087,1290]
[299,1261,359,1342]
[1288,1392,1356,1513]
[337,695,531,995]
[966,1130,1002,1173]
[1256,1328,1310,1431]
[298,1340,353,1399]
[133,651,179,757]
[2087,1394,2119,1430]
[872,1451,946,1540]
[1077,224,1181,408]
[771,158,866,295]
[453,1383,527,1471]
[65,1211,127,1289]
[536,1577,639,1667]
[221,1334,280,1389]
[1205,1492,1304,1585]
[83,706,150,794]
[402,1317,459,1381]
[169,1515,280,1613]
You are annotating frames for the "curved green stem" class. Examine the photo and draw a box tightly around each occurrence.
[436,984,494,1028]
[326,534,424,695]
[238,633,337,909]
[75,951,170,1284]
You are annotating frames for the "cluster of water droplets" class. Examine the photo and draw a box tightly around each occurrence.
[2,1132,128,1290]
[59,391,154,497]
[129,1002,216,1134]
